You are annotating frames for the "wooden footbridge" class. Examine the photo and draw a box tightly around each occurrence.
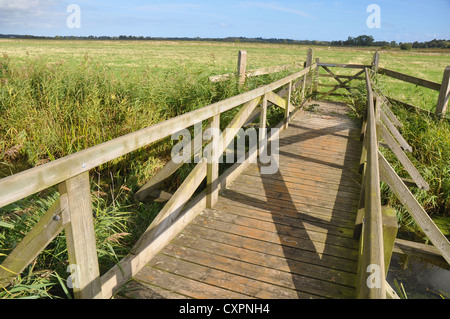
[1,50,449,299]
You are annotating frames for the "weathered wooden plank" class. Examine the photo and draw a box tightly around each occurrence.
[131,160,207,255]
[372,91,403,128]
[161,242,355,299]
[151,252,301,299]
[218,191,357,225]
[237,50,247,85]
[229,177,360,206]
[227,183,359,214]
[317,63,372,69]
[242,165,361,191]
[246,63,304,78]
[172,230,357,287]
[59,173,102,299]
[194,212,357,251]
[214,199,356,229]
[243,164,361,190]
[266,91,287,109]
[356,69,386,300]
[380,109,412,152]
[134,121,211,201]
[206,114,220,208]
[382,206,398,274]
[378,151,450,264]
[280,133,362,145]
[378,68,441,91]
[386,96,434,117]
[0,198,68,288]
[380,123,429,191]
[393,238,448,266]
[321,65,353,94]
[235,173,361,200]
[209,63,304,83]
[119,280,191,299]
[319,74,364,80]
[101,187,209,299]
[318,70,365,100]
[182,223,358,271]
[277,144,362,164]
[385,281,400,299]
[201,208,355,240]
[284,81,292,129]
[135,265,252,299]
[435,66,450,116]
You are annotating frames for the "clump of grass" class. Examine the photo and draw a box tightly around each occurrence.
[376,105,449,242]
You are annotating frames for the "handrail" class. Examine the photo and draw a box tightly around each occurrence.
[377,67,441,91]
[0,59,316,299]
[0,64,315,209]
[1,49,447,299]
[375,65,450,117]
[356,66,450,300]
[356,68,386,299]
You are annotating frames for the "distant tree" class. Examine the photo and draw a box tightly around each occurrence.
[400,43,412,50]
[355,35,374,46]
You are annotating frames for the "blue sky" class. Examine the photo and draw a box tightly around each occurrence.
[0,0,449,42]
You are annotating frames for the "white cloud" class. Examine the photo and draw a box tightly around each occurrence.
[0,0,48,10]
[239,1,315,18]
[0,0,63,29]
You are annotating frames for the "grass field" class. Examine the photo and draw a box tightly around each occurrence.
[0,39,449,298]
[2,38,448,111]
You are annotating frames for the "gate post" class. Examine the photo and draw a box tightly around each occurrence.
[237,50,247,85]
[435,66,450,116]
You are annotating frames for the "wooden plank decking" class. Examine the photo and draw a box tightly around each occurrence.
[118,101,363,299]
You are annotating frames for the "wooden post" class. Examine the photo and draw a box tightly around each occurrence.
[301,48,313,100]
[59,173,102,299]
[313,58,320,98]
[306,48,313,96]
[372,51,380,73]
[435,66,450,116]
[259,94,268,144]
[382,206,398,275]
[305,48,313,68]
[206,114,220,208]
[237,50,247,85]
[284,81,292,129]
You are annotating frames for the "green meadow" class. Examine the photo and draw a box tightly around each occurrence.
[0,39,448,298]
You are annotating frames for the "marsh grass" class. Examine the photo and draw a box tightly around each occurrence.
[380,106,450,239]
[0,50,292,298]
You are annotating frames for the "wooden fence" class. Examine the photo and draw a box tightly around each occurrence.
[355,67,450,299]
[0,52,316,299]
[0,48,449,299]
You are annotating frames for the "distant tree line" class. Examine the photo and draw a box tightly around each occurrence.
[0,33,448,49]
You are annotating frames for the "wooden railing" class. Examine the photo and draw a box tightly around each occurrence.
[373,52,449,118]
[354,66,450,299]
[209,49,311,84]
[355,68,386,299]
[1,48,448,300]
[0,55,316,299]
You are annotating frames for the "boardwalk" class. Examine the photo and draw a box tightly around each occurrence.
[118,101,363,299]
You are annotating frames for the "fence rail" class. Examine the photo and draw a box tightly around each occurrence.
[355,66,450,299]
[0,53,316,299]
[1,48,449,299]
